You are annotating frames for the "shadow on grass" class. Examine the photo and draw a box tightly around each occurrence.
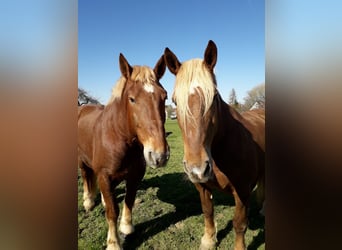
[217,220,233,246]
[246,203,265,250]
[123,172,202,249]
[79,172,264,250]
[216,198,265,249]
[216,215,265,250]
[123,173,264,249]
[247,229,265,250]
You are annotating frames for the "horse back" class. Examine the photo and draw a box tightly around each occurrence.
[78,104,104,118]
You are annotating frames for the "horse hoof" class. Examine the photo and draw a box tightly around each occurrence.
[199,243,216,250]
[106,243,122,250]
[199,236,216,250]
[83,199,95,212]
[119,223,135,235]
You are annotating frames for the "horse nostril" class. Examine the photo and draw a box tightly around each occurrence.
[204,160,211,176]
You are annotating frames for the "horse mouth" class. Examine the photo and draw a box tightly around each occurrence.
[144,149,169,168]
[186,173,211,183]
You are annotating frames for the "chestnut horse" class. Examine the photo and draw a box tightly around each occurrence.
[78,53,169,250]
[164,41,265,250]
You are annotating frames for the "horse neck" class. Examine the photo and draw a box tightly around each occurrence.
[214,95,249,141]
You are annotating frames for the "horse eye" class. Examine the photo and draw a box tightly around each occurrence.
[129,97,135,103]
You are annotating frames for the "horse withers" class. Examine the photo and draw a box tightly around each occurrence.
[78,53,169,250]
[164,40,265,250]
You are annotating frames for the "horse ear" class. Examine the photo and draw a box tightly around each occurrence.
[164,48,181,75]
[154,55,166,80]
[204,40,217,71]
[119,53,133,79]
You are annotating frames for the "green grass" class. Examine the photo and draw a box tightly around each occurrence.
[78,119,265,249]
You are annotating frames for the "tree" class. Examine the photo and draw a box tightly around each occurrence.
[228,88,240,110]
[241,83,265,111]
[228,88,237,105]
[78,87,100,106]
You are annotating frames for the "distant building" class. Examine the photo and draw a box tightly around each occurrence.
[250,102,262,110]
[165,105,177,119]
[170,112,177,120]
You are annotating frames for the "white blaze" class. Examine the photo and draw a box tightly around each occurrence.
[144,83,154,93]
[189,81,200,94]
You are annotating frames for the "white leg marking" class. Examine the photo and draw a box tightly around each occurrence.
[200,234,216,250]
[119,203,135,235]
[106,220,122,250]
[101,192,106,208]
[199,222,217,250]
[83,190,95,212]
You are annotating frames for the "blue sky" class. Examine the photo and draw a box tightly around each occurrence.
[79,0,264,105]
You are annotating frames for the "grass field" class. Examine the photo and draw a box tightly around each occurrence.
[78,119,265,250]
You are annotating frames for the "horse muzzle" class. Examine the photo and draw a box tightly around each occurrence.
[144,144,170,168]
[183,160,213,183]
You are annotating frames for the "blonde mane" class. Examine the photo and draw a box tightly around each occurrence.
[107,66,156,104]
[173,59,217,124]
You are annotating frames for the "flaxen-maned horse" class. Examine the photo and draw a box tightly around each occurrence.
[164,40,265,250]
[78,53,169,250]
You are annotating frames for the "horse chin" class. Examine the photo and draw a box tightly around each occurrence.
[145,160,163,169]
[148,164,158,169]
[187,174,211,184]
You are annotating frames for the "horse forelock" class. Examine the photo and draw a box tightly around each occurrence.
[107,66,157,104]
[173,59,217,125]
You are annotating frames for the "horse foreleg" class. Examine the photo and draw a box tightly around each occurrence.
[232,190,248,250]
[98,173,122,250]
[119,165,145,235]
[195,183,216,250]
[79,160,97,212]
[119,181,138,235]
